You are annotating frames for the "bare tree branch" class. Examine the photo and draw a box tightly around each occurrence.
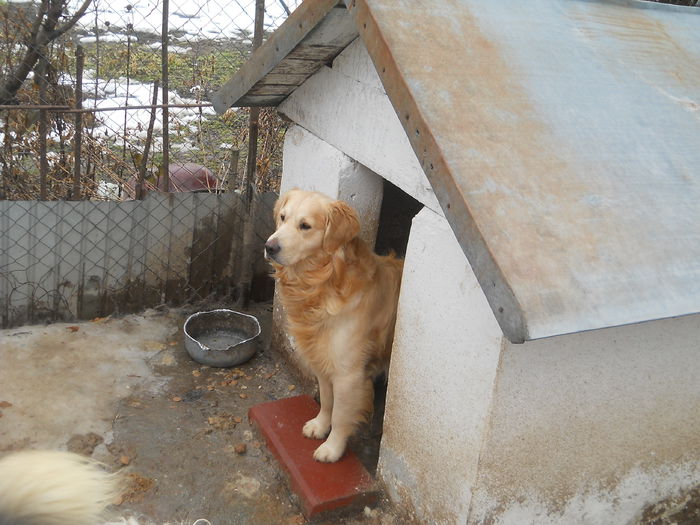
[52,0,93,39]
[0,0,93,104]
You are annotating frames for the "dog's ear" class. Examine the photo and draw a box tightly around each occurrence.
[273,189,297,225]
[323,200,360,253]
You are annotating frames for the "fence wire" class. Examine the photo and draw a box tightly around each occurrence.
[0,191,277,328]
[0,0,297,201]
[0,0,299,327]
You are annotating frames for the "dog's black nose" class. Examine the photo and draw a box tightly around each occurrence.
[265,239,280,257]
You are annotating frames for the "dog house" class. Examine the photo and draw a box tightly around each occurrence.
[213,0,700,523]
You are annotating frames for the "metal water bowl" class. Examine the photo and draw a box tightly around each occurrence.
[183,309,261,367]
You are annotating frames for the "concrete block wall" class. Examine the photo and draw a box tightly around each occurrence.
[470,313,700,524]
[378,206,503,523]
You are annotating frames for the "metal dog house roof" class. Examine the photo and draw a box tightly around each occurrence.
[213,0,700,343]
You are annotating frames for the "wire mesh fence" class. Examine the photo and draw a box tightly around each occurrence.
[0,0,299,327]
[0,191,277,328]
[0,0,297,200]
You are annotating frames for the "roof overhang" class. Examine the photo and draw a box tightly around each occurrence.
[212,0,356,110]
[213,0,700,343]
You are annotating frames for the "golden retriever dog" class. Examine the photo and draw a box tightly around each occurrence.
[265,189,403,463]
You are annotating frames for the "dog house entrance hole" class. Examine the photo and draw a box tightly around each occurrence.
[374,179,423,257]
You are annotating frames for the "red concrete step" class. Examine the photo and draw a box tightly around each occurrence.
[249,395,378,518]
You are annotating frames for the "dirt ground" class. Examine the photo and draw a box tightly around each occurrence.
[0,302,397,525]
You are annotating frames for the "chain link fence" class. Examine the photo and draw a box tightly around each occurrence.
[0,0,301,327]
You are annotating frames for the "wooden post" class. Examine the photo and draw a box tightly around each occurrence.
[227,148,240,191]
[136,81,160,200]
[161,0,170,191]
[72,45,84,200]
[238,0,266,308]
[38,57,49,200]
[244,108,260,205]
[243,0,265,208]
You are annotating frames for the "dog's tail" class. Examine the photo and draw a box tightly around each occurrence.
[0,450,120,525]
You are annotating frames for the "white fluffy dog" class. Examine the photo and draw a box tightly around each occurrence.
[0,450,119,525]
[0,450,213,525]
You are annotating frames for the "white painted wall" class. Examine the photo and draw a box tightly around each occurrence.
[279,39,441,213]
[379,207,503,524]
[470,313,700,525]
[379,207,700,524]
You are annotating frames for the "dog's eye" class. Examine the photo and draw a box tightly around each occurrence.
[299,222,311,231]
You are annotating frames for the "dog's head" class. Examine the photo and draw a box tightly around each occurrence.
[265,189,360,266]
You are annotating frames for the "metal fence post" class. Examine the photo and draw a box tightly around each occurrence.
[72,45,84,200]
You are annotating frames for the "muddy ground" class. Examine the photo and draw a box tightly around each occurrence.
[0,303,397,525]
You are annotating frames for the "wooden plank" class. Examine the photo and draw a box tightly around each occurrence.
[54,200,85,320]
[261,72,314,85]
[247,84,299,96]
[99,201,132,315]
[212,2,357,112]
[268,58,329,76]
[165,193,196,304]
[210,192,243,293]
[212,0,343,112]
[0,194,260,327]
[238,94,292,106]
[286,44,347,61]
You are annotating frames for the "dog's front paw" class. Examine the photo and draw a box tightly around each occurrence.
[313,441,345,463]
[303,417,330,439]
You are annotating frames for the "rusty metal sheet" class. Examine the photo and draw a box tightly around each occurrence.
[211,0,357,111]
[351,0,700,341]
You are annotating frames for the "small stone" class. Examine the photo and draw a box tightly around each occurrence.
[239,393,248,399]
[144,341,166,351]
[234,443,247,455]
[119,455,131,465]
[287,384,296,391]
